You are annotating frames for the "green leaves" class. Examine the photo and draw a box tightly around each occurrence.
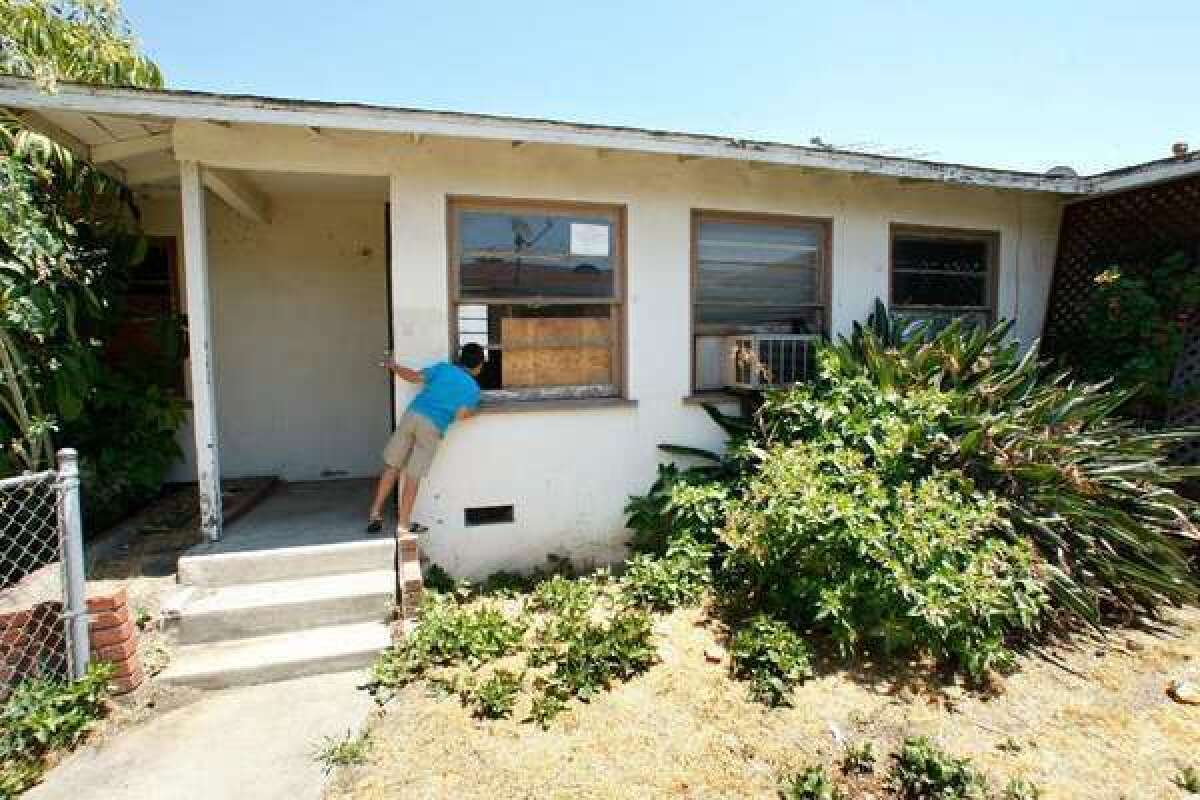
[724,442,1044,676]
[729,614,814,707]
[620,536,712,612]
[890,737,990,800]
[1066,252,1200,422]
[0,1,163,91]
[369,570,658,729]
[799,301,1200,616]
[0,662,114,795]
[464,669,524,719]
[781,765,844,800]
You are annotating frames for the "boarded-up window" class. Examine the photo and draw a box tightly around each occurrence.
[891,226,997,331]
[450,200,623,400]
[692,213,830,391]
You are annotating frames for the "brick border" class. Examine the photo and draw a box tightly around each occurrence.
[86,588,143,694]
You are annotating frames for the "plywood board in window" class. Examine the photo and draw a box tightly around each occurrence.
[502,317,612,387]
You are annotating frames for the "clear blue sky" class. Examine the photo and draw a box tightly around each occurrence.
[123,0,1199,175]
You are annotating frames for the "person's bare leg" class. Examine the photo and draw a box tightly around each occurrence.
[397,474,421,531]
[369,467,399,521]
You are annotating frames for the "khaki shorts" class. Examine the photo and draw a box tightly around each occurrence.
[382,412,441,478]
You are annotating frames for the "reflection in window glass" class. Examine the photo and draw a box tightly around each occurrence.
[694,219,825,336]
[458,211,614,299]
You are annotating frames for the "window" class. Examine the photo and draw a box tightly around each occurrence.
[890,226,997,331]
[692,212,830,391]
[106,236,187,394]
[449,199,624,401]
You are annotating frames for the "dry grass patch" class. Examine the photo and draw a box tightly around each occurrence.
[330,602,1200,800]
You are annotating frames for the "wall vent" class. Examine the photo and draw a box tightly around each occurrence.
[465,505,515,527]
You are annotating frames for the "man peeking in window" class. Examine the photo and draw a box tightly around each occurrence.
[367,343,484,534]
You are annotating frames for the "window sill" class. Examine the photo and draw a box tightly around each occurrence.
[478,397,638,415]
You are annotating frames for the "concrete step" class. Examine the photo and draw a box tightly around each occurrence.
[171,570,396,645]
[158,621,392,690]
[178,538,394,587]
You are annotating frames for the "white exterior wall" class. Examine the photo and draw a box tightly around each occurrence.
[142,191,390,483]
[166,123,1063,578]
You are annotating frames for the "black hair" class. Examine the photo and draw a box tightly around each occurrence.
[459,342,485,369]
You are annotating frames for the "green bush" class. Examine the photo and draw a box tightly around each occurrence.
[529,607,657,725]
[423,563,457,594]
[842,741,876,775]
[1070,253,1200,422]
[781,765,844,800]
[890,737,989,800]
[625,463,731,555]
[822,303,1198,617]
[368,594,527,700]
[620,536,712,612]
[311,729,371,775]
[528,686,570,729]
[631,301,1199,679]
[0,663,114,796]
[728,613,813,706]
[371,571,656,728]
[1176,765,1200,794]
[542,608,656,701]
[466,669,523,719]
[1001,777,1043,800]
[725,444,1045,676]
[1,6,185,530]
[529,574,596,616]
[68,366,187,530]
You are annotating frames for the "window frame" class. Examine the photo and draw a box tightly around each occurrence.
[446,195,628,402]
[888,223,1000,325]
[689,209,833,393]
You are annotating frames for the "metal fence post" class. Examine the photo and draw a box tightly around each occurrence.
[57,448,90,680]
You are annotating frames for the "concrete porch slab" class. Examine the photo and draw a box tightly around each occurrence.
[176,480,398,587]
[189,479,384,555]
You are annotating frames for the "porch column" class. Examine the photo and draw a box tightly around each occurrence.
[179,160,223,541]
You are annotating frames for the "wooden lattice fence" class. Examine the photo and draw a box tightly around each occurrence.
[1042,173,1200,358]
[1041,172,1200,459]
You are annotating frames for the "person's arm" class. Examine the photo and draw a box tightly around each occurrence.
[384,363,425,384]
[455,406,477,422]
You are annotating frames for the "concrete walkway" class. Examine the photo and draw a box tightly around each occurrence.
[28,670,375,800]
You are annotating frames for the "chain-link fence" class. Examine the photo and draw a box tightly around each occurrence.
[0,450,88,696]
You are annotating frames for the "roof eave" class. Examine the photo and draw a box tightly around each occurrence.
[0,77,1089,194]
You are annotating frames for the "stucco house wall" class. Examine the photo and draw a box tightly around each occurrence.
[141,191,390,483]
[154,123,1062,578]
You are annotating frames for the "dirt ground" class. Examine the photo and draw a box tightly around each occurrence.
[328,603,1200,800]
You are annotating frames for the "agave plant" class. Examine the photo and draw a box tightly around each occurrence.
[823,300,1200,617]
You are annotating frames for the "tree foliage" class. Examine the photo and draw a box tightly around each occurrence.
[0,0,162,91]
[0,1,183,526]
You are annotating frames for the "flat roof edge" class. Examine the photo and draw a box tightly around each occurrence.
[0,77,1092,194]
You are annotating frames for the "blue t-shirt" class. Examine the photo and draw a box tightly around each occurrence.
[407,362,481,435]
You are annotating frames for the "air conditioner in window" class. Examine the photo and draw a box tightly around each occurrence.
[724,334,822,389]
